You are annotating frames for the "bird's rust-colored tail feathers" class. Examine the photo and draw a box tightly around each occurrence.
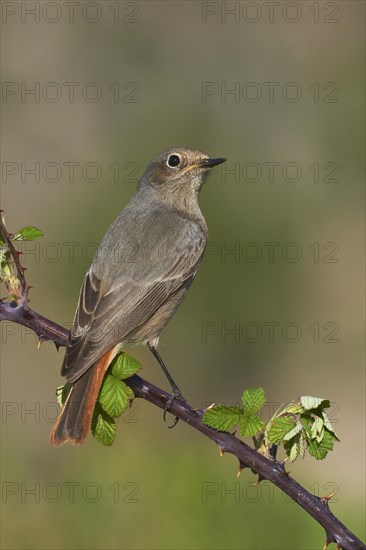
[49,350,114,446]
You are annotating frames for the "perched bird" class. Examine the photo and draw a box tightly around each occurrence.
[50,147,226,446]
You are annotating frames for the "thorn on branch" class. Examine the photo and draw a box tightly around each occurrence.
[278,458,290,476]
[321,492,336,503]
[323,530,337,549]
[254,475,264,485]
[237,460,246,477]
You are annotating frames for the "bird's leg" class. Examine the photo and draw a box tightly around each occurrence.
[148,344,185,428]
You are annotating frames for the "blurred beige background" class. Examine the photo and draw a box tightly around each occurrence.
[1,1,365,548]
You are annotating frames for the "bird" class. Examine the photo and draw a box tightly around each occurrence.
[50,147,226,446]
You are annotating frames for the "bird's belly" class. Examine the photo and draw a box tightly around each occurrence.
[126,279,193,347]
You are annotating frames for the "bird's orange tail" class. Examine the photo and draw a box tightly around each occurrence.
[49,350,114,446]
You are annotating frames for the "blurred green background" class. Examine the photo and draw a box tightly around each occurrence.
[1,1,364,548]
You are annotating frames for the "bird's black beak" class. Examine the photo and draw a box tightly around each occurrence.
[200,157,226,169]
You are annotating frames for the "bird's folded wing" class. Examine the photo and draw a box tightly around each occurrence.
[61,245,204,383]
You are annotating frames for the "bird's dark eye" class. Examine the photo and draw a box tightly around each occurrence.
[167,154,181,168]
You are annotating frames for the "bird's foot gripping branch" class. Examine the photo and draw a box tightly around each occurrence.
[0,214,365,550]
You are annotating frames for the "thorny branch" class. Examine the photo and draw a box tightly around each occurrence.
[1,303,365,549]
[0,220,364,550]
[0,213,30,308]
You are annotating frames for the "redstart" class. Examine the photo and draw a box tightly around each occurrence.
[50,147,226,446]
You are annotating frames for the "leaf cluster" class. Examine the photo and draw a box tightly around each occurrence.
[0,220,43,302]
[203,389,339,462]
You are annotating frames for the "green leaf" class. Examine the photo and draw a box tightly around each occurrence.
[307,430,334,460]
[239,414,265,437]
[300,415,313,439]
[283,421,303,441]
[110,353,142,379]
[310,416,324,443]
[268,416,296,445]
[321,410,339,441]
[13,226,44,241]
[300,396,329,410]
[56,382,72,407]
[203,405,242,432]
[91,403,116,446]
[241,387,266,415]
[284,430,306,462]
[289,440,300,462]
[99,375,130,418]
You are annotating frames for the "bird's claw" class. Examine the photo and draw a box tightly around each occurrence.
[163,388,185,428]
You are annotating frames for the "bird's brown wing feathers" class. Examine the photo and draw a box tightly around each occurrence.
[61,246,205,383]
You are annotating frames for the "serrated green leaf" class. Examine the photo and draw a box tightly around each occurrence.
[300,415,313,440]
[56,382,72,407]
[310,416,324,443]
[91,403,116,446]
[289,440,300,462]
[99,375,130,418]
[307,430,334,460]
[241,387,266,415]
[283,432,302,462]
[13,226,43,241]
[203,405,242,432]
[239,415,265,437]
[268,416,296,445]
[321,410,340,441]
[300,396,329,410]
[110,353,142,379]
[283,421,303,441]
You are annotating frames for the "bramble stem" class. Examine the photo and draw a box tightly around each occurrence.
[0,301,364,550]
